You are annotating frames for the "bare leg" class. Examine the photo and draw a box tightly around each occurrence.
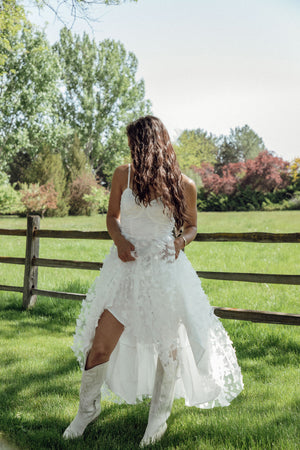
[85,309,125,370]
[63,309,125,439]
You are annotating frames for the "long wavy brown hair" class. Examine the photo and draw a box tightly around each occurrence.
[126,115,187,232]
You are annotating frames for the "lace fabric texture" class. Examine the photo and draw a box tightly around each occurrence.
[71,187,243,408]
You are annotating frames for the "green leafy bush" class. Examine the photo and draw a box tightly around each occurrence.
[262,191,300,211]
[0,172,25,214]
[83,186,110,214]
[197,185,300,212]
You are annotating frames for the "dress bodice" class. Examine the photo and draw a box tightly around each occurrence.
[120,187,175,242]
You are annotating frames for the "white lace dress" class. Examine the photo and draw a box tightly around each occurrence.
[71,166,243,409]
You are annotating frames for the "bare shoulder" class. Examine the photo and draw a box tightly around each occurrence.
[181,173,197,196]
[113,164,129,176]
[112,164,129,185]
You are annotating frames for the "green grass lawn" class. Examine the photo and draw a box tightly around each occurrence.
[0,211,299,449]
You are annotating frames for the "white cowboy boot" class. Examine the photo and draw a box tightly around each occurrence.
[140,358,178,447]
[63,361,109,439]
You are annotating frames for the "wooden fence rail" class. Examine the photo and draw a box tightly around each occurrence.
[1,228,300,242]
[0,215,299,325]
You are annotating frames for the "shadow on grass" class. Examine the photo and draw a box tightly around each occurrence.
[2,396,298,450]
[225,321,300,370]
[0,397,150,450]
[1,356,78,397]
[0,282,87,329]
[237,333,299,361]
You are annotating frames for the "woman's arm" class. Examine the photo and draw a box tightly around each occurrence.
[106,166,136,262]
[174,176,198,259]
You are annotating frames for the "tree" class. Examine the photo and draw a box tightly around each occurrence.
[195,151,290,196]
[194,161,245,195]
[26,146,69,215]
[214,138,238,174]
[53,28,151,182]
[229,125,265,161]
[241,150,290,193]
[7,150,32,186]
[64,133,93,184]
[0,0,26,73]
[0,21,72,169]
[173,129,218,172]
[216,125,265,172]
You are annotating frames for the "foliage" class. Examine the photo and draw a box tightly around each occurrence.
[196,184,300,212]
[0,185,24,215]
[0,0,26,72]
[196,189,237,212]
[20,182,58,217]
[64,133,93,183]
[83,185,110,214]
[195,151,296,212]
[289,158,300,184]
[215,138,239,171]
[262,192,300,211]
[228,124,265,161]
[7,150,32,185]
[53,28,151,182]
[0,171,7,185]
[195,151,290,198]
[173,125,266,178]
[173,129,218,172]
[26,146,69,216]
[240,150,290,192]
[68,173,99,215]
[0,21,71,170]
[194,161,245,195]
[215,125,265,172]
[0,172,25,214]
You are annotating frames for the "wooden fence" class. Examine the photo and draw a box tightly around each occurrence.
[0,215,299,325]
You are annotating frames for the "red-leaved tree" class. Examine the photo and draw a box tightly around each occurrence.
[193,161,245,195]
[20,182,58,217]
[240,151,290,192]
[193,151,290,195]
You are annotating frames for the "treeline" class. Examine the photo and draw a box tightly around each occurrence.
[174,127,300,211]
[0,1,150,217]
[1,2,299,216]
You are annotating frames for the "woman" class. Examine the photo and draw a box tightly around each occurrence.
[63,116,243,446]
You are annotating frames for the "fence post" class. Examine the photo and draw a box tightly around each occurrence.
[23,215,40,309]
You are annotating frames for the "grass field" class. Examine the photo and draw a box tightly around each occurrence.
[0,211,299,449]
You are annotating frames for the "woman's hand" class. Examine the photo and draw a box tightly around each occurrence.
[116,236,136,262]
[174,236,185,259]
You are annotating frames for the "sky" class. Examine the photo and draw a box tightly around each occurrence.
[27,0,300,161]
